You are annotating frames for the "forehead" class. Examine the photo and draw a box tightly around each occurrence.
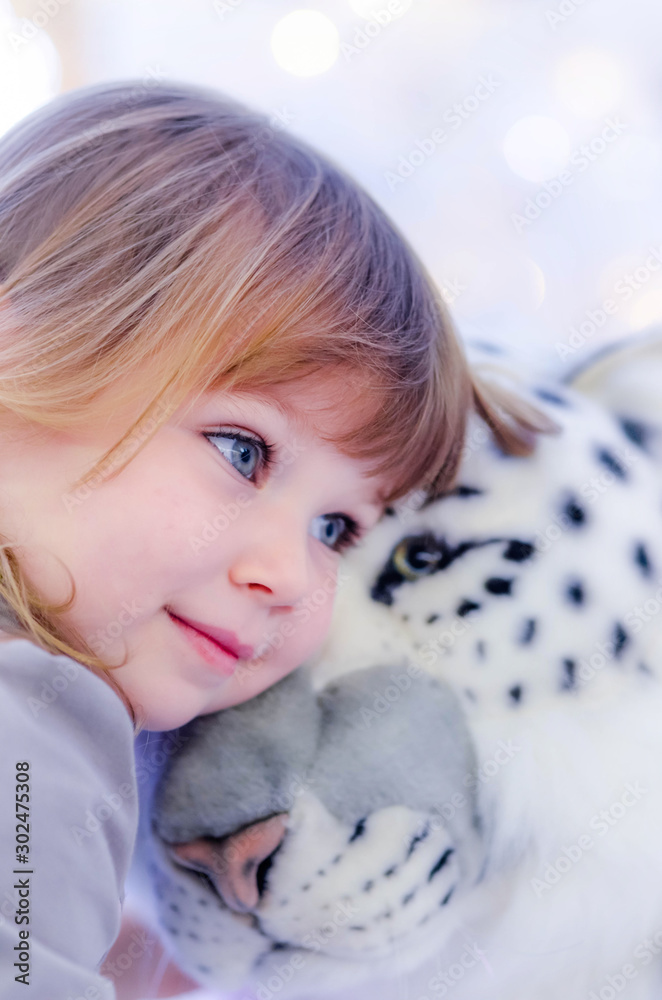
[230,372,380,442]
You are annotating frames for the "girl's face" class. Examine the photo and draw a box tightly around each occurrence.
[0,376,386,730]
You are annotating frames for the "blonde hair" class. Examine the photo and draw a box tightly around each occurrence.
[0,79,560,730]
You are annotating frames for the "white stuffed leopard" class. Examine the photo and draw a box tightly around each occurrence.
[132,327,662,1000]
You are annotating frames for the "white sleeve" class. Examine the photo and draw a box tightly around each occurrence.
[0,639,139,999]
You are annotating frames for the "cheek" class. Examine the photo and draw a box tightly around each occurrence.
[298,570,339,652]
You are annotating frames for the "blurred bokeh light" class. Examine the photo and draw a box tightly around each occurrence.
[1,0,660,375]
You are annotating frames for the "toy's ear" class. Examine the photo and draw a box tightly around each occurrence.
[561,324,662,463]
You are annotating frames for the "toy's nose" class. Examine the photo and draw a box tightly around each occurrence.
[165,813,289,913]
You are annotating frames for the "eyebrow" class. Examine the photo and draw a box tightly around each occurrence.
[260,394,311,433]
[236,388,390,507]
[248,389,337,440]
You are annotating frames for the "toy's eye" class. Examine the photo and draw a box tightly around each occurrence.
[392,535,443,580]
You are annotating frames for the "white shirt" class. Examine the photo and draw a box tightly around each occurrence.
[0,638,138,998]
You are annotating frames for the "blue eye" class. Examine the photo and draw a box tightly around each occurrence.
[204,429,274,483]
[310,514,363,553]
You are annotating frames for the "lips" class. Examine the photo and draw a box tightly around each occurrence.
[166,610,254,660]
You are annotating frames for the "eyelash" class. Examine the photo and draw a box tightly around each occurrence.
[202,427,365,554]
[328,514,363,554]
[205,427,276,472]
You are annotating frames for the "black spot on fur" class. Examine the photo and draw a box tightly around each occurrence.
[406,823,431,859]
[468,339,506,355]
[509,684,523,704]
[402,889,417,906]
[534,387,570,407]
[448,485,484,498]
[348,925,367,931]
[596,445,628,481]
[476,640,486,659]
[485,577,514,595]
[560,658,576,690]
[271,942,289,951]
[520,618,537,644]
[428,848,454,882]
[440,887,455,906]
[503,540,536,562]
[362,880,375,892]
[384,865,398,877]
[384,507,396,517]
[634,542,653,578]
[426,612,440,624]
[563,494,586,526]
[349,818,367,843]
[457,598,481,616]
[619,416,651,452]
[566,580,585,605]
[612,622,629,659]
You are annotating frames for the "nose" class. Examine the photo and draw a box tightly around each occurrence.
[228,505,312,607]
[165,813,289,913]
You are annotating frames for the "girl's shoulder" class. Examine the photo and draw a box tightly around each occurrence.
[0,637,139,995]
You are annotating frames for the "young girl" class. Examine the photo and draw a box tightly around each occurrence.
[0,79,558,997]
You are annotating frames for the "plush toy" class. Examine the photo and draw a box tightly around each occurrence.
[132,328,662,1000]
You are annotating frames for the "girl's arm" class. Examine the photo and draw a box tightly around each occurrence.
[101,907,200,998]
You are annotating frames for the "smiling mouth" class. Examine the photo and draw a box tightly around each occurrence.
[167,611,242,677]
